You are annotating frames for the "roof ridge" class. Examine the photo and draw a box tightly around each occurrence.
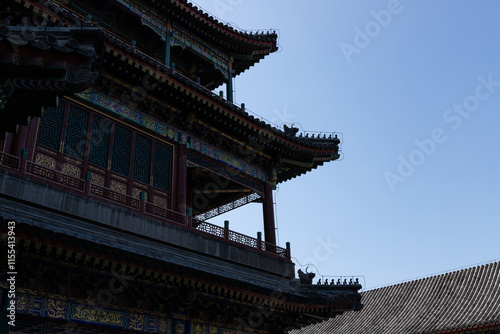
[364,259,500,291]
[182,0,278,39]
[290,260,500,334]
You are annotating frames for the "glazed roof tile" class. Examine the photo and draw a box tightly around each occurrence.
[291,261,500,334]
[160,0,279,48]
[103,32,340,153]
[24,0,334,156]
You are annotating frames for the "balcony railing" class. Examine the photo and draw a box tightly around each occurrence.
[0,152,20,171]
[196,221,225,239]
[0,150,290,260]
[89,183,140,209]
[26,161,85,193]
[144,202,188,226]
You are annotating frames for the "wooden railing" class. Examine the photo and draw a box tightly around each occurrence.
[144,202,187,226]
[0,152,20,171]
[89,183,139,209]
[228,230,259,249]
[195,221,225,239]
[26,161,85,192]
[0,152,291,260]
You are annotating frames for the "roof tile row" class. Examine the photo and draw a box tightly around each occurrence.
[291,261,500,334]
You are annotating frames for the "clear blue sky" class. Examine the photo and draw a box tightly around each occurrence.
[191,0,500,289]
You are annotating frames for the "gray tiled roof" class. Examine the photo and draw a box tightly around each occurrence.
[291,261,500,334]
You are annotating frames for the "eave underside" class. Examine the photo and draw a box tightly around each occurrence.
[0,219,362,332]
[0,0,340,184]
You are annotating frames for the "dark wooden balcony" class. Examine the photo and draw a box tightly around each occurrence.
[0,150,291,264]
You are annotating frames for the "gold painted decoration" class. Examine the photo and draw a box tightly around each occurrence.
[75,92,268,182]
[63,156,83,165]
[36,153,56,169]
[128,313,147,331]
[141,115,157,131]
[91,173,105,186]
[158,318,170,333]
[37,146,58,156]
[110,180,127,194]
[16,293,29,312]
[62,163,81,178]
[72,305,125,326]
[110,173,128,182]
[191,322,205,334]
[173,321,185,334]
[132,187,147,200]
[90,183,105,197]
[0,287,176,333]
[153,195,167,208]
[45,298,67,320]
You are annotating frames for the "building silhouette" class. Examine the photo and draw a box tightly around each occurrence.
[0,0,361,333]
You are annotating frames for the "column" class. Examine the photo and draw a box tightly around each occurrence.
[10,116,39,158]
[226,57,234,103]
[186,167,193,216]
[10,124,29,157]
[25,116,40,160]
[176,143,187,214]
[262,182,276,245]
[2,132,13,154]
[164,21,172,67]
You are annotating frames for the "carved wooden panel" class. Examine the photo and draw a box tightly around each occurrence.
[62,163,81,178]
[35,153,56,169]
[110,180,127,194]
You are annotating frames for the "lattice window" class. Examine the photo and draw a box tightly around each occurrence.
[63,105,89,158]
[89,115,111,168]
[111,125,132,176]
[38,100,66,150]
[153,142,171,191]
[133,133,151,184]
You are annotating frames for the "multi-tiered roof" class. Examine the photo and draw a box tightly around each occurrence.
[0,1,357,333]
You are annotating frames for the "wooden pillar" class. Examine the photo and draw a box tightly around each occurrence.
[2,133,13,153]
[224,220,229,241]
[84,171,91,196]
[186,167,193,216]
[164,21,172,67]
[262,182,276,245]
[176,143,187,214]
[9,116,39,159]
[25,117,40,161]
[10,124,29,157]
[226,57,234,103]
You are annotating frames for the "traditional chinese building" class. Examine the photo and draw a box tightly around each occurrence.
[0,0,362,333]
[292,261,500,334]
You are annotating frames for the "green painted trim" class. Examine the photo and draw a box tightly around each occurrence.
[75,92,267,182]
[11,291,171,333]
